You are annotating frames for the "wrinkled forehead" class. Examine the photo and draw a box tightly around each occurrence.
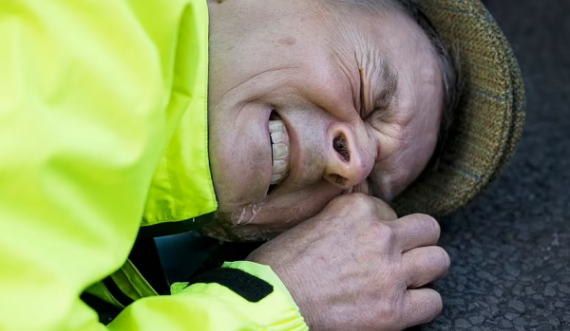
[327,2,442,86]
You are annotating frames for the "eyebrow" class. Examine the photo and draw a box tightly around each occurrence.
[364,60,399,123]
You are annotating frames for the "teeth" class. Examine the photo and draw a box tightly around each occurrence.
[269,119,290,185]
[272,174,283,184]
[269,120,284,133]
[272,143,288,159]
[273,159,288,173]
[270,132,287,143]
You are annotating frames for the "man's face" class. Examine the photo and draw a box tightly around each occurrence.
[205,0,443,241]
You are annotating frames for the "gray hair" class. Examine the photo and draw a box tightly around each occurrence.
[325,0,462,170]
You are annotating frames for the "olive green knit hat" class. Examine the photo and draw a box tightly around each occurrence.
[392,0,526,217]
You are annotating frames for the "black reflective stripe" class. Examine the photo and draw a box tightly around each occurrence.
[129,238,169,295]
[188,267,273,303]
[102,276,134,307]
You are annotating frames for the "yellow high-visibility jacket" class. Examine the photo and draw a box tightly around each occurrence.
[0,0,308,330]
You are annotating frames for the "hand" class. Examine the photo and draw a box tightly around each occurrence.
[247,193,450,331]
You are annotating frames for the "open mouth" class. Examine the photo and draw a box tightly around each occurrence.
[268,111,290,193]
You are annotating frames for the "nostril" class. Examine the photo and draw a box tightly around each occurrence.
[325,173,348,189]
[332,174,347,187]
[333,134,350,162]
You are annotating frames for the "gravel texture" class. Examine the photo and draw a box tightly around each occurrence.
[418,1,570,330]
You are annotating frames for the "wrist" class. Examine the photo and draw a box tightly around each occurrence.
[246,256,322,328]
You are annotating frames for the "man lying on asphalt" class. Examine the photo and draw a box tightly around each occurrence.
[0,0,524,330]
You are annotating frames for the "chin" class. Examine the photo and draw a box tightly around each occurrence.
[199,215,284,243]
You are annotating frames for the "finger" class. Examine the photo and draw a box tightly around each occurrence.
[402,246,450,288]
[324,193,398,221]
[385,213,441,252]
[370,197,398,221]
[401,288,443,329]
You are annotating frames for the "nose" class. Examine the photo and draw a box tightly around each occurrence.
[323,124,375,189]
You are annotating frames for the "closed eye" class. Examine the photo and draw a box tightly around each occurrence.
[358,67,366,118]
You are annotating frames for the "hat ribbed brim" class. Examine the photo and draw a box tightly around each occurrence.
[392,0,526,217]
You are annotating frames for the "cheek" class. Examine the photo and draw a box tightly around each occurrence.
[209,32,302,101]
[259,185,342,225]
[399,71,443,172]
[396,114,440,187]
[370,105,441,199]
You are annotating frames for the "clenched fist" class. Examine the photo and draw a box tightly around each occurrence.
[248,194,450,331]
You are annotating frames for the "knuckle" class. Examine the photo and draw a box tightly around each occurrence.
[329,192,367,208]
[324,194,377,225]
[377,201,398,220]
[347,193,377,215]
[333,194,397,221]
[373,221,396,242]
[324,195,356,216]
[378,302,402,326]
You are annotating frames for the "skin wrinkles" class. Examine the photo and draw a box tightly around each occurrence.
[357,54,407,198]
[365,61,399,124]
[354,13,441,200]
[360,60,402,166]
[329,47,361,112]
[205,0,443,241]
[334,16,419,199]
[212,65,300,109]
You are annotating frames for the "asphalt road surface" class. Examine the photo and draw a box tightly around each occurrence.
[421,1,570,330]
